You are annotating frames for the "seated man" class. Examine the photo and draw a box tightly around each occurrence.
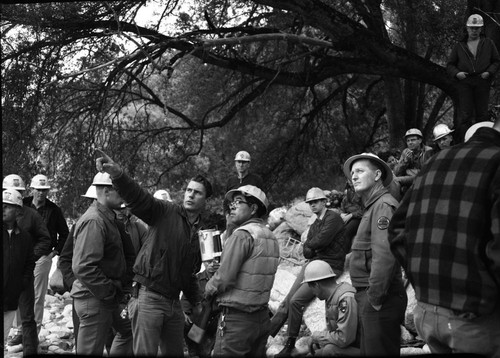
[302,260,360,357]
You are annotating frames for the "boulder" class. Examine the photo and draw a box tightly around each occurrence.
[7,344,23,353]
[404,284,417,333]
[268,207,288,231]
[42,308,52,324]
[400,325,414,344]
[303,298,326,333]
[284,202,314,235]
[269,268,298,312]
[66,320,74,329]
[48,345,60,353]
[62,303,72,317]
[273,222,299,242]
[44,294,61,306]
[400,347,426,355]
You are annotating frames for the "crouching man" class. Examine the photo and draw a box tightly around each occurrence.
[204,185,280,356]
[302,260,360,357]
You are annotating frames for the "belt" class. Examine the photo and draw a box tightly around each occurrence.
[137,283,179,300]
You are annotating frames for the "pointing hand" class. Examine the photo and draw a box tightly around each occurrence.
[95,149,122,178]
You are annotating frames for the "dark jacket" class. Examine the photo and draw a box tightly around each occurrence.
[226,173,264,192]
[70,201,127,301]
[303,209,350,273]
[4,223,35,311]
[17,205,52,261]
[447,37,500,77]
[59,224,76,292]
[112,172,204,306]
[23,197,69,255]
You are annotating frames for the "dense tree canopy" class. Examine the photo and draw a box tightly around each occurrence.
[1,0,499,217]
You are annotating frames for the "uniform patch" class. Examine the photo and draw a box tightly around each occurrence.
[377,216,390,230]
[339,300,348,313]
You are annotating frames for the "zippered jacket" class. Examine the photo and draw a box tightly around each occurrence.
[447,37,500,78]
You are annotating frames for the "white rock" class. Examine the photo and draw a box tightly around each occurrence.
[62,291,72,300]
[44,294,61,305]
[46,332,61,342]
[44,321,57,330]
[268,207,288,231]
[401,347,425,355]
[285,202,314,235]
[62,303,73,317]
[273,222,298,242]
[400,325,414,343]
[38,327,50,340]
[270,268,298,305]
[303,298,326,332]
[48,345,60,352]
[66,320,74,329]
[295,336,311,356]
[405,283,417,333]
[422,344,431,353]
[7,344,23,353]
[42,308,52,323]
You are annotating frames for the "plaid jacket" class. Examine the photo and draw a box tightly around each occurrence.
[389,127,500,316]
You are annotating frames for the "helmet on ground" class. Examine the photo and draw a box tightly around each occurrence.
[343,152,393,188]
[433,124,454,141]
[154,189,172,202]
[404,128,423,139]
[234,151,251,162]
[466,14,484,27]
[30,174,51,189]
[302,260,337,284]
[225,185,268,215]
[3,174,26,191]
[81,185,97,199]
[305,187,327,203]
[3,188,24,207]
[464,121,494,142]
[92,172,113,186]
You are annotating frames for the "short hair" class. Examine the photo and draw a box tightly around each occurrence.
[244,195,266,218]
[190,174,213,198]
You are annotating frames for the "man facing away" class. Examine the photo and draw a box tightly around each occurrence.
[389,118,500,357]
[205,185,279,357]
[96,149,212,357]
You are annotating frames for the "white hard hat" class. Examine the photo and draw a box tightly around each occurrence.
[81,185,97,199]
[3,188,24,207]
[154,189,172,202]
[92,172,113,186]
[464,121,494,142]
[225,185,268,215]
[467,14,484,27]
[30,174,51,189]
[3,174,26,191]
[343,152,393,188]
[234,151,251,161]
[301,260,337,284]
[404,128,423,139]
[433,124,454,141]
[305,187,327,203]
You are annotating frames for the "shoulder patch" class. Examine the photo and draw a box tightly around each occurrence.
[377,216,390,230]
[339,300,348,313]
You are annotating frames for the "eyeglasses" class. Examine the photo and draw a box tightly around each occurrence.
[229,199,249,208]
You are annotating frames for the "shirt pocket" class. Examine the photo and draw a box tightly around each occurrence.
[351,240,372,273]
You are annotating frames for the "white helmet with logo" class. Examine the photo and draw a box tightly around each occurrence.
[225,185,268,215]
[433,124,454,142]
[305,187,327,203]
[3,174,26,191]
[81,185,97,199]
[92,172,113,186]
[234,151,251,162]
[30,174,51,189]
[404,128,423,139]
[3,188,24,207]
[466,14,484,27]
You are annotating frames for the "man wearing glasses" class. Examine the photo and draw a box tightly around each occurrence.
[204,185,279,357]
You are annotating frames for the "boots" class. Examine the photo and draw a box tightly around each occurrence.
[274,337,296,357]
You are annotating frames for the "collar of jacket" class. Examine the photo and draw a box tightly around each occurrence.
[93,201,117,221]
[469,127,500,146]
[362,186,389,209]
[4,223,21,235]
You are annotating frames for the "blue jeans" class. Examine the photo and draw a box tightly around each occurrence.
[414,301,500,357]
[128,286,184,357]
[74,296,132,356]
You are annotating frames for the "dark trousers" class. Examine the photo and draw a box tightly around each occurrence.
[457,76,492,135]
[213,307,270,357]
[355,288,407,356]
[17,275,38,356]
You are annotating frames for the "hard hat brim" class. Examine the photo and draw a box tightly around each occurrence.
[464,121,494,142]
[301,272,336,284]
[31,185,51,190]
[225,186,268,215]
[433,129,454,141]
[343,154,393,188]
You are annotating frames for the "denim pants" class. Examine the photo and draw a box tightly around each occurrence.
[74,296,132,356]
[213,307,270,357]
[355,288,407,356]
[128,286,184,357]
[414,301,500,357]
